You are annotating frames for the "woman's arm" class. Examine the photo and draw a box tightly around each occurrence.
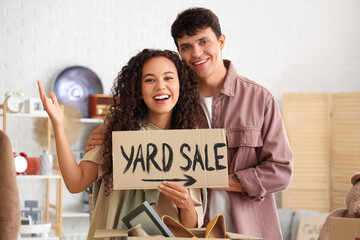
[158,181,197,228]
[37,81,98,193]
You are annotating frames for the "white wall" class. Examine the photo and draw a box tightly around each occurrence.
[1,0,360,154]
[1,0,360,234]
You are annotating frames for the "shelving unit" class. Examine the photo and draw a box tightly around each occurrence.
[17,174,62,238]
[0,104,64,238]
[1,103,101,238]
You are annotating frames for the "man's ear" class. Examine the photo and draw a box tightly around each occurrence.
[219,34,225,50]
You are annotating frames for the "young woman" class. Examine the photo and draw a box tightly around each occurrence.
[37,49,205,239]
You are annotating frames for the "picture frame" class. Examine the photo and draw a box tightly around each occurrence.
[122,201,174,237]
[24,98,46,114]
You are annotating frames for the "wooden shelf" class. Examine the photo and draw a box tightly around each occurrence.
[0,112,104,123]
[1,112,48,118]
[62,211,90,218]
[17,174,61,180]
[20,236,59,240]
[76,118,104,123]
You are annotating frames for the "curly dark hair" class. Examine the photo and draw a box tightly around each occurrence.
[171,7,222,49]
[101,49,202,194]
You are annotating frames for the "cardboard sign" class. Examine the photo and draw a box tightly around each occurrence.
[296,216,326,240]
[330,217,360,240]
[112,129,228,189]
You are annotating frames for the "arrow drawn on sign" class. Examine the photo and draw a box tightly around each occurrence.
[142,174,197,187]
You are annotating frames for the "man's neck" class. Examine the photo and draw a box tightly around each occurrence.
[198,64,227,98]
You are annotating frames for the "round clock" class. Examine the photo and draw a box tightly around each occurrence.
[14,155,28,174]
[4,93,23,113]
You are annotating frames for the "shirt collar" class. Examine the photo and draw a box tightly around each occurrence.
[220,59,236,97]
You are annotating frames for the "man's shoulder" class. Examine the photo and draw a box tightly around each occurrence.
[233,73,275,102]
[225,59,274,99]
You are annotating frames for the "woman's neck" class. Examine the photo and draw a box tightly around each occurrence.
[147,113,172,130]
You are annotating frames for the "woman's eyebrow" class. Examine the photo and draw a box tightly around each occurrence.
[143,73,155,78]
[143,71,175,79]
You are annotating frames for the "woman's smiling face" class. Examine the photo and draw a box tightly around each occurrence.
[141,56,180,123]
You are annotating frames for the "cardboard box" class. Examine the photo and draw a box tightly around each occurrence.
[296,216,326,240]
[94,228,264,240]
[330,217,360,240]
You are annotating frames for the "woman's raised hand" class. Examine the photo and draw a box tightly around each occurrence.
[37,80,64,127]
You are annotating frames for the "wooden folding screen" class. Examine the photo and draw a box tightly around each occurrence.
[282,92,360,212]
[331,93,360,209]
[282,93,331,212]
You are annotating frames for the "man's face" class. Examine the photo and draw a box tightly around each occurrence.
[177,27,225,81]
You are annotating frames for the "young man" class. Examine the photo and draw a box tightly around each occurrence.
[170,8,293,239]
[85,7,293,239]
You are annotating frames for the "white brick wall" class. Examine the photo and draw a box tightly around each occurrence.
[1,0,360,233]
[1,0,360,155]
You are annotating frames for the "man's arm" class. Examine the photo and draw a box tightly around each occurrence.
[85,124,106,152]
[234,98,293,199]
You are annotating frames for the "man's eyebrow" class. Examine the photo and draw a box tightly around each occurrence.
[179,43,190,48]
[198,36,209,41]
[179,36,209,48]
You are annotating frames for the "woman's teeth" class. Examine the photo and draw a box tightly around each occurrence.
[154,95,169,100]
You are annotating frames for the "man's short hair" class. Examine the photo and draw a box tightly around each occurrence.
[171,7,222,49]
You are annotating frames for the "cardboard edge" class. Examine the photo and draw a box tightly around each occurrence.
[94,228,264,240]
[93,229,128,238]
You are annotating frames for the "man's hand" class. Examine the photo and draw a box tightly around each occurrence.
[85,125,106,152]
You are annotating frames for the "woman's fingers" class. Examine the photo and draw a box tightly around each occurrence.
[158,181,193,208]
[159,182,187,197]
[36,81,64,126]
[163,181,186,191]
[37,81,59,108]
[49,91,58,105]
[37,80,53,107]
[37,80,47,102]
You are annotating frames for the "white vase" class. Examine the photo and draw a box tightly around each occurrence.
[39,150,53,175]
